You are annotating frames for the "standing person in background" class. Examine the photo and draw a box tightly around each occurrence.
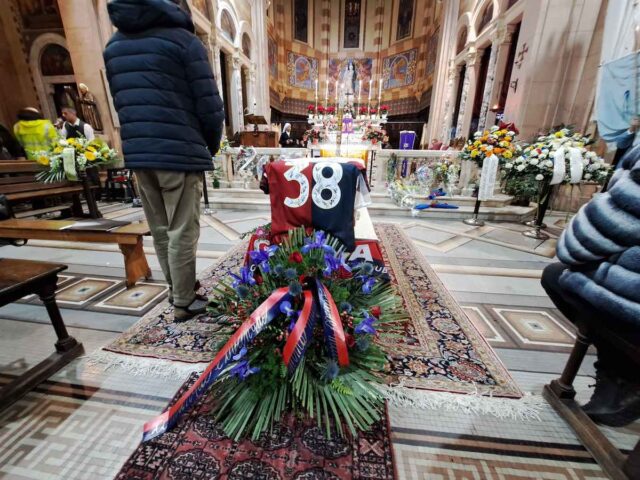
[13,107,58,160]
[279,123,294,148]
[104,0,224,322]
[57,107,95,140]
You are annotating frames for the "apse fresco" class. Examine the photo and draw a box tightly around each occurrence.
[383,49,417,90]
[327,58,373,96]
[268,37,277,78]
[287,51,317,89]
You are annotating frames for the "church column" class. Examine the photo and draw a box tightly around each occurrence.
[455,49,482,139]
[227,52,244,133]
[482,24,517,128]
[251,0,270,122]
[427,0,459,143]
[249,63,257,113]
[57,0,116,142]
[440,62,462,142]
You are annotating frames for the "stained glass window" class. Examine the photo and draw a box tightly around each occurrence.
[294,0,309,43]
[343,0,362,48]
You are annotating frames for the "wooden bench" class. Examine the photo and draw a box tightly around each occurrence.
[544,320,640,479]
[0,160,101,219]
[0,219,152,287]
[0,258,83,411]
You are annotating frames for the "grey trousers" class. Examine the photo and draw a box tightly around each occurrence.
[135,170,202,307]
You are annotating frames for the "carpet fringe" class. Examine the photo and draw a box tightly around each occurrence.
[85,350,208,378]
[377,383,544,421]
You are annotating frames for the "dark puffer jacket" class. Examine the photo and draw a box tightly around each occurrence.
[103,0,224,171]
[556,145,640,327]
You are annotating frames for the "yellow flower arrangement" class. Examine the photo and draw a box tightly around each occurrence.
[459,123,521,167]
[35,137,119,183]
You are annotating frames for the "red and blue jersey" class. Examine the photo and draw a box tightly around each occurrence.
[263,160,368,250]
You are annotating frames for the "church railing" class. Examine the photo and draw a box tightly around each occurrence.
[211,147,467,193]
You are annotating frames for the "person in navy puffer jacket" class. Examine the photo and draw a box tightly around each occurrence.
[104,0,224,322]
[542,144,640,427]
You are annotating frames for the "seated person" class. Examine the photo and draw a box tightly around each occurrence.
[541,144,640,427]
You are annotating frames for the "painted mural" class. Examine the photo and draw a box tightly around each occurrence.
[191,0,211,21]
[426,28,439,75]
[327,58,373,96]
[268,36,277,78]
[383,49,417,90]
[287,51,318,89]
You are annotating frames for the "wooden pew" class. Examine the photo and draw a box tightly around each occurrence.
[0,219,152,287]
[0,161,101,219]
[544,320,640,479]
[0,258,83,410]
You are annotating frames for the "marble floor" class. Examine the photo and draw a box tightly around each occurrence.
[0,202,637,479]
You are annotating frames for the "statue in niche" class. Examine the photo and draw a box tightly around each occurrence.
[78,83,103,132]
[341,61,357,105]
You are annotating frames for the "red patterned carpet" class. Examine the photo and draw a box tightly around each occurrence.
[116,374,396,480]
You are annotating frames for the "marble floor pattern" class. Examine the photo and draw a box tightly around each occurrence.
[0,203,637,479]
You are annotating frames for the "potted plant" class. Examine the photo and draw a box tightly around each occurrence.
[326,106,336,118]
[369,107,378,120]
[380,105,389,120]
[307,104,315,120]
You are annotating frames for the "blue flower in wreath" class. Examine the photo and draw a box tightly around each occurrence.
[230,267,256,288]
[354,311,377,335]
[301,231,335,255]
[323,252,350,277]
[230,347,260,380]
[284,267,298,279]
[339,301,353,313]
[273,264,285,276]
[356,337,370,351]
[321,359,340,381]
[249,245,278,273]
[288,281,303,297]
[360,277,376,294]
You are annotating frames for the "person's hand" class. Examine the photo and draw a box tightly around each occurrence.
[54,118,63,129]
[630,116,640,133]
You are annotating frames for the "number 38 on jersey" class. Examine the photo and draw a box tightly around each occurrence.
[263,160,364,250]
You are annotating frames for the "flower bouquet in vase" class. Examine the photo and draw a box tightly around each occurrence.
[380,105,389,121]
[307,105,315,122]
[505,127,610,237]
[459,122,520,225]
[358,106,368,120]
[35,137,118,183]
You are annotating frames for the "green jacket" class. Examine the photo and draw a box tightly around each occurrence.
[13,119,58,160]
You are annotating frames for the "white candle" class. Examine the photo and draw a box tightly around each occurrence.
[335,80,339,105]
[325,81,329,105]
[378,80,382,106]
[368,79,372,112]
[357,80,361,110]
[314,79,318,112]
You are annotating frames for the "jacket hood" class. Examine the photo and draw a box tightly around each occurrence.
[15,120,50,132]
[107,0,194,34]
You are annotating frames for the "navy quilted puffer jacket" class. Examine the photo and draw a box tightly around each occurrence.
[556,145,640,327]
[103,0,224,171]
